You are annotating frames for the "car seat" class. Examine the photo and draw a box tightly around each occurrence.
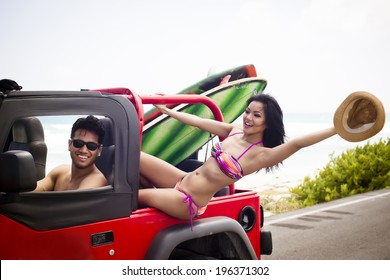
[9,117,48,180]
[95,117,115,185]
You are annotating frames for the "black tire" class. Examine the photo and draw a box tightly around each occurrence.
[260,231,273,255]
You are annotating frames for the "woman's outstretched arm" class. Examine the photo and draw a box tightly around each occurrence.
[290,127,337,149]
[260,127,337,168]
[155,104,236,137]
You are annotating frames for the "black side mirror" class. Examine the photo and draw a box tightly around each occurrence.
[0,150,37,192]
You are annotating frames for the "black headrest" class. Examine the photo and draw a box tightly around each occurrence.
[99,118,114,146]
[12,117,45,143]
[0,151,37,192]
[95,118,114,184]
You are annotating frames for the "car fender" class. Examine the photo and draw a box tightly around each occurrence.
[144,216,257,260]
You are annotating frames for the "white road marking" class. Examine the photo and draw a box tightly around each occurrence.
[264,190,390,226]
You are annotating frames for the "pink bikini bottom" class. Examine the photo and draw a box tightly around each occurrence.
[174,179,207,230]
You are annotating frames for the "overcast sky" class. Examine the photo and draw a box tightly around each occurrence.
[1,0,389,113]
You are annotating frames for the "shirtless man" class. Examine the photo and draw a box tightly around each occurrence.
[35,115,107,191]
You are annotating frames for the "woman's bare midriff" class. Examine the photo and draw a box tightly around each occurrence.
[180,158,236,206]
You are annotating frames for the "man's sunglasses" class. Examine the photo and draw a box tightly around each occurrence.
[71,139,101,151]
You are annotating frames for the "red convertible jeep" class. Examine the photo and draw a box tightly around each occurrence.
[0,87,272,259]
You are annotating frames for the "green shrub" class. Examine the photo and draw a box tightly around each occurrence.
[291,138,390,207]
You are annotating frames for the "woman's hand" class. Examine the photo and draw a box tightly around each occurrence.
[154,104,169,114]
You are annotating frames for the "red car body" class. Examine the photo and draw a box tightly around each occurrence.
[0,88,272,259]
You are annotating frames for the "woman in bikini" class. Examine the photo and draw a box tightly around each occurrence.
[139,94,337,222]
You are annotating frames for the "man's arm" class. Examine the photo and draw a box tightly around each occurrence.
[35,174,55,192]
[34,165,66,192]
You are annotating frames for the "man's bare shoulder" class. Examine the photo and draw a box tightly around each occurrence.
[49,164,70,175]
[35,164,70,192]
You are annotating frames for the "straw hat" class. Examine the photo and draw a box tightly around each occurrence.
[333,91,385,142]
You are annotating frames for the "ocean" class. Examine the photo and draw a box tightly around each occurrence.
[40,112,390,192]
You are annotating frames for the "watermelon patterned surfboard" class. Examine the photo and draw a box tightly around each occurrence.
[143,64,257,125]
[142,77,267,166]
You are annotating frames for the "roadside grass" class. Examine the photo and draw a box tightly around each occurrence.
[260,190,302,214]
[260,138,390,214]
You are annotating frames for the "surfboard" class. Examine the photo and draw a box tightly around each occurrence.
[143,64,257,125]
[142,77,267,166]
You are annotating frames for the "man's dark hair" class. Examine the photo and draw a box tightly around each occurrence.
[70,115,105,144]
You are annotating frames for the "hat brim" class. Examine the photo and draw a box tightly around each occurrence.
[334,91,385,142]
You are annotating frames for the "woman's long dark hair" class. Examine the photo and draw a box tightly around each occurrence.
[246,93,286,172]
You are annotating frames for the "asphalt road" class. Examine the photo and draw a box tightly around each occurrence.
[261,188,390,260]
